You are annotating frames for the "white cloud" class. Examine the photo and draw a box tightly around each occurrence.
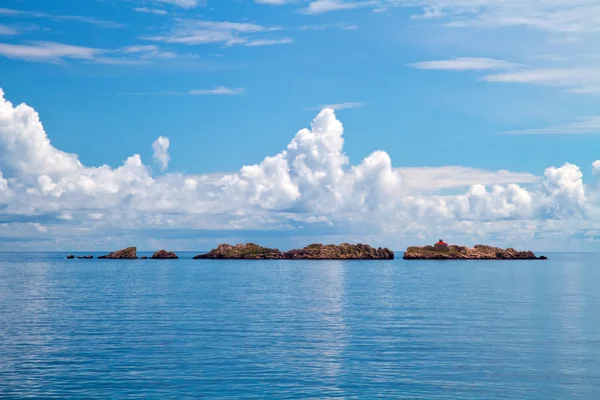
[156,0,202,8]
[300,23,359,30]
[0,7,124,29]
[397,0,600,34]
[0,41,177,64]
[152,136,171,171]
[301,0,377,14]
[482,68,600,94]
[134,7,168,15]
[411,57,518,71]
[144,19,290,48]
[0,88,598,250]
[397,166,538,192]
[0,41,103,63]
[593,160,600,175]
[118,87,246,96]
[244,38,294,46]
[122,45,176,59]
[501,117,600,135]
[310,102,364,110]
[255,0,294,4]
[189,87,245,95]
[0,25,18,35]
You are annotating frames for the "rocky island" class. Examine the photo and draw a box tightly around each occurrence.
[194,243,394,260]
[98,247,138,259]
[151,250,179,259]
[403,240,546,260]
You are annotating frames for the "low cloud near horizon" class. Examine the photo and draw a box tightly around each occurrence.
[0,88,598,252]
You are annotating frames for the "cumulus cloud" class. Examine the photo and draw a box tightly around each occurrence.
[152,136,171,171]
[593,160,600,175]
[0,88,597,250]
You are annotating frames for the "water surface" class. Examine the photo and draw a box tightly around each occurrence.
[1,252,599,398]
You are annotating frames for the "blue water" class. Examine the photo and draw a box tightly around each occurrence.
[1,252,600,399]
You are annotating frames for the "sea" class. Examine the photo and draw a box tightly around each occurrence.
[1,252,599,399]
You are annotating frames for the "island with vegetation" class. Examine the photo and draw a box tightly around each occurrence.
[403,240,547,260]
[194,243,394,260]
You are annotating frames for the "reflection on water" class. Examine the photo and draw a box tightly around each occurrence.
[1,253,600,398]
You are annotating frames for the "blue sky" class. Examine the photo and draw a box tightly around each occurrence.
[1,0,600,251]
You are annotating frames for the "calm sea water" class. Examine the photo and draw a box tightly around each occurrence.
[1,252,600,399]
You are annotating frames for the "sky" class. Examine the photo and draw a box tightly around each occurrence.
[1,0,600,252]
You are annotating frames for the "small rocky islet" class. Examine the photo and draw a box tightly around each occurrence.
[193,243,395,260]
[403,240,547,260]
[94,247,179,260]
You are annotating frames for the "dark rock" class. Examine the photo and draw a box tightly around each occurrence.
[194,243,282,259]
[66,255,75,259]
[151,250,178,259]
[403,244,546,260]
[98,247,138,259]
[77,255,93,259]
[284,243,394,260]
[194,243,394,260]
[140,256,149,259]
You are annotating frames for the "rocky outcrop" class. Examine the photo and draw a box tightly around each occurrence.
[151,250,179,259]
[66,255,75,259]
[285,243,394,260]
[403,244,546,260]
[98,247,138,259]
[194,243,282,259]
[66,255,93,259]
[194,243,394,260]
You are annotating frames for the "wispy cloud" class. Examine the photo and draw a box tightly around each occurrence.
[254,0,295,4]
[244,38,293,46]
[310,102,364,110]
[482,68,600,93]
[500,117,600,135]
[144,19,291,47]
[119,87,246,96]
[0,41,102,63]
[0,41,176,64]
[0,7,125,29]
[134,7,168,15]
[189,87,245,95]
[301,0,378,14]
[410,57,519,71]
[0,24,18,35]
[156,0,203,8]
[122,45,176,59]
[300,23,359,30]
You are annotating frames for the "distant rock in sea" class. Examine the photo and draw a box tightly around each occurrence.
[66,255,93,259]
[151,250,179,259]
[194,243,394,260]
[403,244,546,260]
[98,247,138,259]
[66,255,75,259]
[285,243,394,260]
[194,243,281,259]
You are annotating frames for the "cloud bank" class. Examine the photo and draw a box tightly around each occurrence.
[0,89,598,250]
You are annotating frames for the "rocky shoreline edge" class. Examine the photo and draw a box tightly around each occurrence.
[403,244,547,260]
[66,243,395,260]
